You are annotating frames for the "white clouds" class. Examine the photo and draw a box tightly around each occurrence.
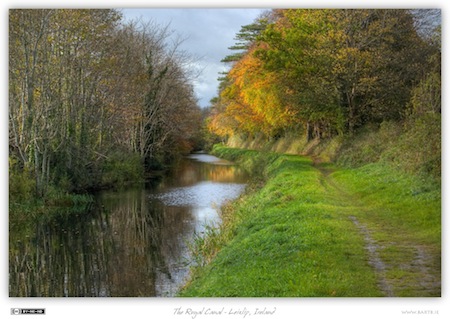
[121,8,264,107]
[192,61,226,102]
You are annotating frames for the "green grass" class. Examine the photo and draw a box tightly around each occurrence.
[331,163,441,296]
[179,146,440,297]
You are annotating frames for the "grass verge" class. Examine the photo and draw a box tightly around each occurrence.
[179,145,440,297]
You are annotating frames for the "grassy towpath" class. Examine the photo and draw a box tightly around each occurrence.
[179,146,441,297]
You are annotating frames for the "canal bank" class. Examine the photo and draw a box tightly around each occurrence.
[179,145,441,297]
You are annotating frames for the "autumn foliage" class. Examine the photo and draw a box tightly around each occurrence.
[9,9,203,196]
[208,9,440,144]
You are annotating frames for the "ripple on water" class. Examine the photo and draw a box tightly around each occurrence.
[151,181,246,208]
[187,153,234,165]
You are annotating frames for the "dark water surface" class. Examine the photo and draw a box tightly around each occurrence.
[9,154,248,297]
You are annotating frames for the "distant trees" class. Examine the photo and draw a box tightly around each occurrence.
[9,9,203,197]
[208,9,441,142]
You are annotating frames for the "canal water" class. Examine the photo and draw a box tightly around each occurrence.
[9,154,248,297]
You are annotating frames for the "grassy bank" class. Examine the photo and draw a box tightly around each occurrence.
[227,118,440,184]
[179,145,440,297]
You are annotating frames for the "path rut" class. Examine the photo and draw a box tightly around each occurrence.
[313,161,441,297]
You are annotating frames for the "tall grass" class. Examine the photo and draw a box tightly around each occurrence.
[336,118,440,183]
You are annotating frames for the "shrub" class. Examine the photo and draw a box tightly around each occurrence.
[101,151,144,188]
[382,71,441,181]
[335,116,440,182]
[9,157,35,202]
[384,114,440,180]
[336,122,400,167]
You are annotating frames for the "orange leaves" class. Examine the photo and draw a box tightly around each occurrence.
[212,46,295,137]
[210,9,434,140]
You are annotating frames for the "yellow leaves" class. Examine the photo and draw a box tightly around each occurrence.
[212,41,302,138]
[212,9,435,140]
[229,51,261,87]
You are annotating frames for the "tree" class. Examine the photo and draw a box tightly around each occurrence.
[330,9,429,132]
[256,9,343,139]
[211,9,438,141]
[9,9,203,197]
[221,11,272,63]
[9,9,55,196]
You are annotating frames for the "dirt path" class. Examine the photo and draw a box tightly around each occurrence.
[348,215,395,296]
[313,161,441,297]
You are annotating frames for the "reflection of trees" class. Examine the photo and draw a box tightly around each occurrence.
[105,189,158,296]
[204,165,247,184]
[9,158,248,296]
[103,189,193,296]
[10,210,115,296]
[9,189,193,297]
[160,160,248,188]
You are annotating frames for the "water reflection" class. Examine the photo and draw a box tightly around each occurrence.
[9,154,248,297]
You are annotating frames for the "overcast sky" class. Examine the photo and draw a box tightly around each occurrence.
[121,8,265,108]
